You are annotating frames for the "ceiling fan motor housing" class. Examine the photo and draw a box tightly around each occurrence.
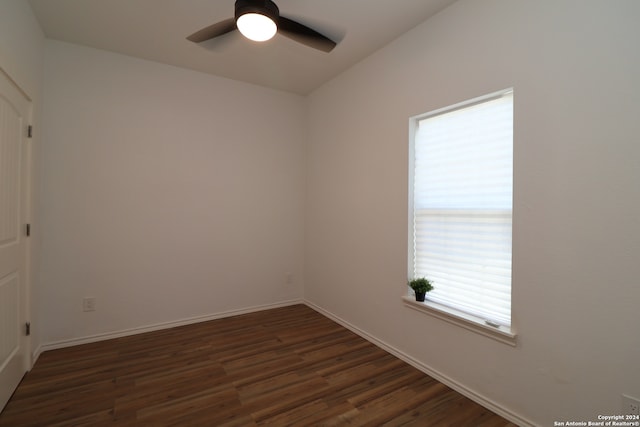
[235,0,279,24]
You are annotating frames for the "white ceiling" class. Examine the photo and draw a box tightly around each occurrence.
[28,0,457,95]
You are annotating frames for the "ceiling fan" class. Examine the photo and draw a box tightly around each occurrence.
[187,0,337,53]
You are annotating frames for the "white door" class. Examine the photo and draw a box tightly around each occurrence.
[0,68,31,411]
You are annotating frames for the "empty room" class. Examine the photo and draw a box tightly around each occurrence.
[0,0,639,425]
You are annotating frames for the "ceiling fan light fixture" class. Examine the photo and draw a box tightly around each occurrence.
[237,13,277,42]
[235,0,279,42]
[188,0,337,53]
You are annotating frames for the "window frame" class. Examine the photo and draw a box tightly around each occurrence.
[406,88,517,346]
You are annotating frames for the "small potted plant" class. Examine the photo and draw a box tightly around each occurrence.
[408,277,434,302]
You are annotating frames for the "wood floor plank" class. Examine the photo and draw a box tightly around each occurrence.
[114,369,231,418]
[0,304,516,426]
[331,376,446,426]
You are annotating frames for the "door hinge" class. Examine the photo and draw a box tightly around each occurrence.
[26,223,31,237]
[27,125,33,138]
[26,322,31,336]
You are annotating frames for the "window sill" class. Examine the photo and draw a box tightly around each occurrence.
[401,296,517,347]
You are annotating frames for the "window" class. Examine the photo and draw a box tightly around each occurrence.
[408,89,514,339]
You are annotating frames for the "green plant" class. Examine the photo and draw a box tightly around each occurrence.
[408,277,434,293]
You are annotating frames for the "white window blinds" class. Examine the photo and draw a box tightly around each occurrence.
[411,91,513,326]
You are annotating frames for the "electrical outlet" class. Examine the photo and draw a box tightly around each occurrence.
[285,272,293,285]
[82,297,96,312]
[622,395,640,415]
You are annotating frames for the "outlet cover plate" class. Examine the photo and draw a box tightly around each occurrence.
[83,297,96,312]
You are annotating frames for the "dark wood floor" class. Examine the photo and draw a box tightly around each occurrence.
[0,304,516,426]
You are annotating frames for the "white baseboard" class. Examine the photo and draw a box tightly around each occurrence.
[304,300,536,427]
[35,299,303,358]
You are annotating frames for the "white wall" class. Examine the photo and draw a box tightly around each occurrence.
[0,0,45,357]
[306,0,640,425]
[0,0,44,95]
[39,41,306,344]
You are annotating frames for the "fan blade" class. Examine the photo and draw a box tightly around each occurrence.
[278,16,336,52]
[187,18,236,43]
